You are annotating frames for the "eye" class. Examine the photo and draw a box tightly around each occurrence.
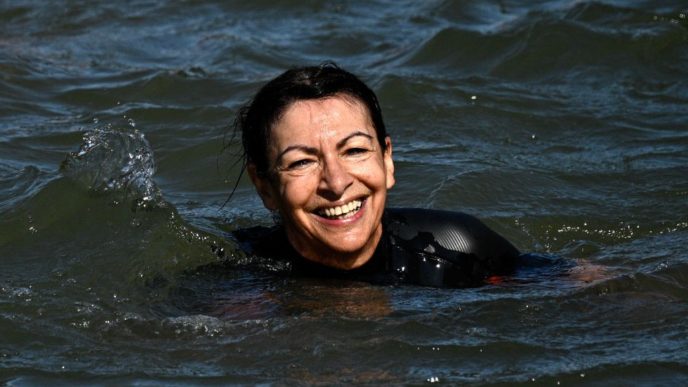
[344,147,370,157]
[287,159,316,170]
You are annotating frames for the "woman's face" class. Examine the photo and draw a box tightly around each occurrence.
[248,95,395,269]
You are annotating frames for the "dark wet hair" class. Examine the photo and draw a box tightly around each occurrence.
[235,62,388,176]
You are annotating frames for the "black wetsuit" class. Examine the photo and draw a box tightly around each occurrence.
[234,208,520,288]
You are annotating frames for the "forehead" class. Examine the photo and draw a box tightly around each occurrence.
[272,96,374,140]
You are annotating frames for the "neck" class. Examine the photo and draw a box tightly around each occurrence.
[286,226,383,271]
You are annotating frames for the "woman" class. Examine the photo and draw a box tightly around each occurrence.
[233,63,520,287]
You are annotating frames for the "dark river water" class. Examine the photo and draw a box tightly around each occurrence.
[2,0,687,385]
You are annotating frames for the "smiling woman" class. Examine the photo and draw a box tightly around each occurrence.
[250,97,394,269]
[233,63,520,287]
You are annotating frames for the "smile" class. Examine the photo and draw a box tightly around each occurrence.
[318,199,363,219]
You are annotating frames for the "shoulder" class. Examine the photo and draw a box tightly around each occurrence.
[385,208,490,248]
[384,207,520,270]
[232,225,293,259]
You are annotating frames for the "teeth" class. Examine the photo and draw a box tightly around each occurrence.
[320,200,362,219]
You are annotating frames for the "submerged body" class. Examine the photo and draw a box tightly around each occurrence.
[235,207,519,288]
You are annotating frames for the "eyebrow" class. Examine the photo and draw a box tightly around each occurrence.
[275,145,319,166]
[336,131,374,148]
[275,131,374,165]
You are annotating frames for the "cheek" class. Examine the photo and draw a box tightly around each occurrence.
[277,177,317,209]
[358,159,387,187]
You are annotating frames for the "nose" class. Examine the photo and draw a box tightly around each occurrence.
[318,156,353,199]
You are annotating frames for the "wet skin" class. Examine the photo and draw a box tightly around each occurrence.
[248,95,395,270]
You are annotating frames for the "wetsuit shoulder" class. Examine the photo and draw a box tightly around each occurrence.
[384,208,520,285]
[232,209,520,288]
[235,224,301,255]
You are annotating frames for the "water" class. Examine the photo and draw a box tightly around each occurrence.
[1,0,687,384]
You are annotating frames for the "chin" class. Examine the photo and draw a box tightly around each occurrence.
[320,225,380,255]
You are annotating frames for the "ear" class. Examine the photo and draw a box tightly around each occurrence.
[247,163,279,210]
[383,136,395,190]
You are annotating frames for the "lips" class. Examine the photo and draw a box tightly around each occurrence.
[317,199,363,219]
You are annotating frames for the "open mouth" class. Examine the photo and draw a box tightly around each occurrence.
[317,199,363,220]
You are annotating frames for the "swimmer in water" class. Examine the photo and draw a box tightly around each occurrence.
[232,62,520,287]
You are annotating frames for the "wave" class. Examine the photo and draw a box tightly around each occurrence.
[60,127,162,209]
[403,1,688,80]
